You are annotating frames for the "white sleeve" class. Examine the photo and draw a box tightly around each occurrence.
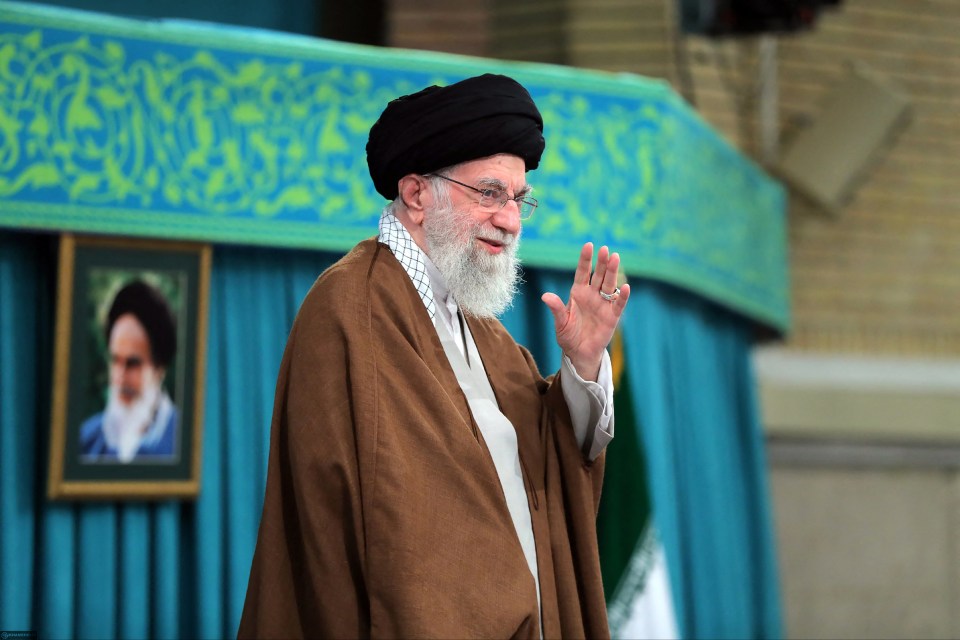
[560,349,615,462]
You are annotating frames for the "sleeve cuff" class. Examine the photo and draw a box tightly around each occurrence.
[560,350,615,461]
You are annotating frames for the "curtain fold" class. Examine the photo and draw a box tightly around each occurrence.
[0,231,47,633]
[620,281,782,639]
[0,232,781,638]
[195,244,336,638]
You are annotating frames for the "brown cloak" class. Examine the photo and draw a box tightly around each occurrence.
[238,238,609,639]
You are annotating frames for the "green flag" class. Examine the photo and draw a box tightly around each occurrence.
[598,331,678,639]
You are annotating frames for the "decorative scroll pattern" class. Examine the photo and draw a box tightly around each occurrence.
[0,28,397,223]
[0,3,788,330]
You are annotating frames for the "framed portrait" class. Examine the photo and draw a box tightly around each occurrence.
[48,234,211,500]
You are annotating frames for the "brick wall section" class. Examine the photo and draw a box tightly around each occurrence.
[393,0,678,76]
[681,37,758,149]
[563,0,677,79]
[670,1,960,357]
[773,0,960,357]
[491,0,568,65]
[386,0,493,56]
[385,0,960,357]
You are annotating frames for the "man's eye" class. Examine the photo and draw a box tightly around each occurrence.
[481,188,503,200]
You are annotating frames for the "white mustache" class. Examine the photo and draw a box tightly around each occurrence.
[473,227,517,248]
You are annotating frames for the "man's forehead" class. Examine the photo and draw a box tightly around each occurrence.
[109,314,153,355]
[111,312,149,337]
[451,154,529,184]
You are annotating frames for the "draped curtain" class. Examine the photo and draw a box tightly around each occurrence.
[616,282,783,638]
[0,231,780,638]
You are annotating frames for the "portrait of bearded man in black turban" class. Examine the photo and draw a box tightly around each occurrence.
[79,279,180,463]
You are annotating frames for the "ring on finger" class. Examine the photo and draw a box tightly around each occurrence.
[599,287,620,301]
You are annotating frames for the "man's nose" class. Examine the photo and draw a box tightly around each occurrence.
[491,201,522,236]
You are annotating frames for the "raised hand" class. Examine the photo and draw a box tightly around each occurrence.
[541,243,630,381]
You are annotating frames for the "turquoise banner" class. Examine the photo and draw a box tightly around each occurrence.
[0,2,788,331]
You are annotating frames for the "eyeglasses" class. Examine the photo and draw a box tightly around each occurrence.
[427,174,538,221]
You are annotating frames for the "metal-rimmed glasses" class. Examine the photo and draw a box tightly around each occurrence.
[427,174,538,220]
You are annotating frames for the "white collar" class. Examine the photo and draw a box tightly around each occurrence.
[378,209,437,321]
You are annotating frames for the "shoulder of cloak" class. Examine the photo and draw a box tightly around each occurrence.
[278,236,472,440]
[294,237,425,333]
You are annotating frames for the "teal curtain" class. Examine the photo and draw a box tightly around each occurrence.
[0,232,334,638]
[620,281,783,639]
[0,232,54,637]
[1,231,780,638]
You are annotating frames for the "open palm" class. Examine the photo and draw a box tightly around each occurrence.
[541,243,630,381]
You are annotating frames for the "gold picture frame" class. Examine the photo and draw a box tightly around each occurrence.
[48,234,211,500]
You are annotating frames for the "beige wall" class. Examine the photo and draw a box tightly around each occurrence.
[757,348,960,638]
[770,464,960,639]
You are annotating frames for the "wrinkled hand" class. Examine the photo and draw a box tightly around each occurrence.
[541,243,630,381]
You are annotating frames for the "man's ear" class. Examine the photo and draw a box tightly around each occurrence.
[398,174,429,226]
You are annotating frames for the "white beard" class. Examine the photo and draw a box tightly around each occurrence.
[102,374,161,463]
[423,201,522,318]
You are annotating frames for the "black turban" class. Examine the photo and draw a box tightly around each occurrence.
[366,73,545,200]
[106,280,177,369]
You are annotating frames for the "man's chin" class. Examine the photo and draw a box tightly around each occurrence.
[106,384,160,429]
[470,246,517,275]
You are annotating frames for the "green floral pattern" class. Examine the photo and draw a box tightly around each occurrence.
[0,3,788,330]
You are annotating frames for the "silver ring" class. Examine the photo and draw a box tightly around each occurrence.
[599,287,620,301]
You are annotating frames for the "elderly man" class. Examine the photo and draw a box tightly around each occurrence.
[79,279,179,463]
[239,74,630,639]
